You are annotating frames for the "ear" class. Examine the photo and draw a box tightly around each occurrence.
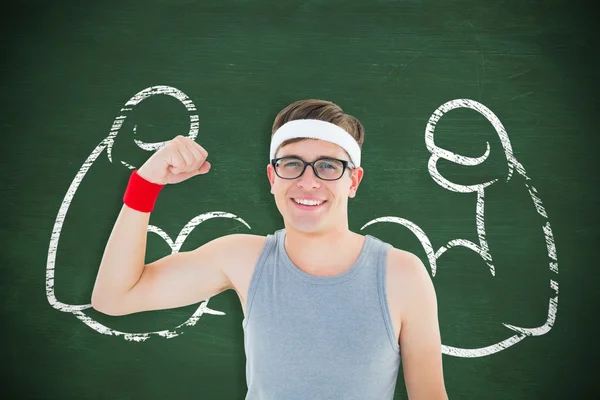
[348,167,364,198]
[267,163,276,194]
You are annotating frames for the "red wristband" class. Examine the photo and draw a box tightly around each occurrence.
[123,170,165,213]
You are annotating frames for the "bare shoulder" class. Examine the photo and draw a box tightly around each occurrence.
[199,233,267,311]
[385,247,429,283]
[200,232,266,251]
[198,233,267,272]
[385,247,447,398]
[222,233,267,260]
[385,247,437,322]
[386,247,430,279]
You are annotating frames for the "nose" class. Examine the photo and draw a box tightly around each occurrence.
[296,164,320,189]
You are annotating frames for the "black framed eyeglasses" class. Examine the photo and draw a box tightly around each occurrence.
[271,156,355,181]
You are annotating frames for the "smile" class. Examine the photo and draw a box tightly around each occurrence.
[291,198,326,209]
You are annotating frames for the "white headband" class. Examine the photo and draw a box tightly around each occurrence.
[269,119,361,167]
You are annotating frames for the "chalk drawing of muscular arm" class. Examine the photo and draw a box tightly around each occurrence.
[361,99,559,358]
[46,85,250,342]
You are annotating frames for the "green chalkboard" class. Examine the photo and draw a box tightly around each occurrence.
[2,0,598,398]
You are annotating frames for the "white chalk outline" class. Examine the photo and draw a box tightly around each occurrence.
[361,99,559,357]
[48,90,559,354]
[45,85,250,342]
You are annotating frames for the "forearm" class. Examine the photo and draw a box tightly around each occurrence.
[91,204,150,310]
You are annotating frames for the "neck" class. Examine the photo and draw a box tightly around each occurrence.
[282,224,364,275]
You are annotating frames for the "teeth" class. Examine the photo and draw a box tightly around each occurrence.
[294,198,323,206]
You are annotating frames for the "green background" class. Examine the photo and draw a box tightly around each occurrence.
[1,0,598,398]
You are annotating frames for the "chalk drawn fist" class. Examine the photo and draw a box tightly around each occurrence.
[137,135,211,185]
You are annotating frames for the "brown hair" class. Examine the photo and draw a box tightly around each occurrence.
[271,99,365,158]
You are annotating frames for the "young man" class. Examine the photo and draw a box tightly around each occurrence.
[92,99,448,399]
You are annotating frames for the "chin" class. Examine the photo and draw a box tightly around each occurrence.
[275,196,337,233]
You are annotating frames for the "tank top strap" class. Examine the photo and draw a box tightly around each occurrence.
[371,237,400,353]
[242,231,278,329]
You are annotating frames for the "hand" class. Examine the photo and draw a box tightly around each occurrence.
[137,135,211,185]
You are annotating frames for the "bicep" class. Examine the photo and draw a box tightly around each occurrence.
[398,255,448,399]
[122,236,236,314]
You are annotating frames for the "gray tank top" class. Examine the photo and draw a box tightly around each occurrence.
[242,229,401,400]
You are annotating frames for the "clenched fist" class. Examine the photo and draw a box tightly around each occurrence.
[137,135,211,185]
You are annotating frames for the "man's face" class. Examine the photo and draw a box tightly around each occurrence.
[267,139,364,234]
